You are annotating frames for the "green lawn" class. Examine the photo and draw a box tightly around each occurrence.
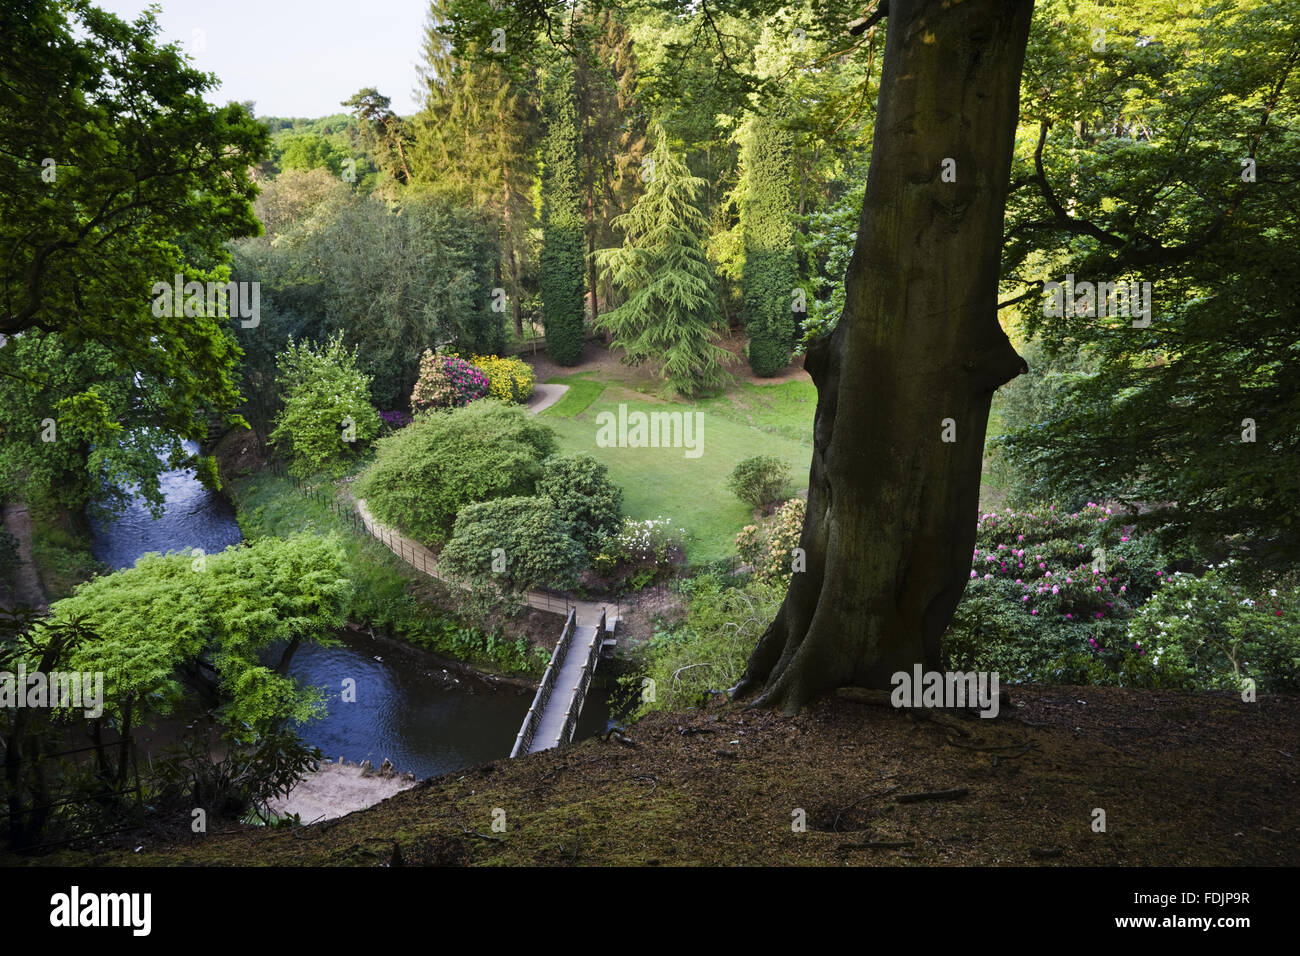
[542,374,606,418]
[540,375,817,563]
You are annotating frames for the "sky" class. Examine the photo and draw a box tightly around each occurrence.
[94,0,431,117]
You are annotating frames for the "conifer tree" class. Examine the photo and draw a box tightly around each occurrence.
[539,59,588,365]
[596,124,732,396]
[740,108,799,376]
[412,7,539,339]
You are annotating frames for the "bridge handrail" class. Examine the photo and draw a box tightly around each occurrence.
[556,608,606,749]
[510,607,577,758]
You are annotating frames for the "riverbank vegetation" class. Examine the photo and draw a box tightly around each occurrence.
[227,465,548,677]
[26,505,104,603]
[1,534,353,850]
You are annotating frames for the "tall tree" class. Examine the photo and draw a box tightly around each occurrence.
[997,0,1300,568]
[412,12,540,339]
[575,8,647,326]
[596,124,732,396]
[734,0,1035,711]
[232,190,500,411]
[342,87,413,185]
[539,57,588,365]
[0,0,267,509]
[740,106,800,375]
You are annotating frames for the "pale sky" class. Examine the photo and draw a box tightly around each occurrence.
[94,0,431,117]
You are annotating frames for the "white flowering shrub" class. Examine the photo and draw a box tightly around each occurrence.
[592,516,684,591]
[1125,565,1300,692]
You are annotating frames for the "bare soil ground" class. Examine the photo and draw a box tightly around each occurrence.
[31,684,1297,866]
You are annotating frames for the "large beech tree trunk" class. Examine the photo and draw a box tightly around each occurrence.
[735,0,1034,713]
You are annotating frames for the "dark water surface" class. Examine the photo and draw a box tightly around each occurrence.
[89,444,607,779]
[89,441,242,571]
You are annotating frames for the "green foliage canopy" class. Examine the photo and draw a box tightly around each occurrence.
[0,0,268,508]
[49,534,353,741]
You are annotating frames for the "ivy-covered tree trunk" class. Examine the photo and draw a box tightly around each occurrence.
[539,61,587,366]
[741,107,799,377]
[735,0,1034,713]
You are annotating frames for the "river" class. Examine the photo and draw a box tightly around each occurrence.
[89,442,608,779]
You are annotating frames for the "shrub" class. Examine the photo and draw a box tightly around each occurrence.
[355,400,557,546]
[538,454,624,553]
[378,409,411,431]
[727,455,792,509]
[440,496,587,593]
[631,574,785,715]
[735,496,805,584]
[1125,565,1300,692]
[51,534,352,741]
[269,333,381,478]
[592,516,683,591]
[410,350,491,412]
[943,502,1157,683]
[469,354,536,404]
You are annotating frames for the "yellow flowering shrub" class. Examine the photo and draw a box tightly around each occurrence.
[469,354,536,404]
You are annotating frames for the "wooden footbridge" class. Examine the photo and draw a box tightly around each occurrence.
[511,608,615,757]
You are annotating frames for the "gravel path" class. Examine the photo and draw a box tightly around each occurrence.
[267,760,416,824]
[525,382,569,415]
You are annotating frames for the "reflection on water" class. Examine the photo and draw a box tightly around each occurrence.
[283,633,612,779]
[89,443,611,779]
[282,635,530,778]
[89,441,242,570]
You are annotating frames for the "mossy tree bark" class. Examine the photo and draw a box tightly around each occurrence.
[735,0,1034,714]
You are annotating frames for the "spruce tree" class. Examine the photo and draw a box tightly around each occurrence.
[539,61,587,366]
[740,109,799,376]
[595,124,732,397]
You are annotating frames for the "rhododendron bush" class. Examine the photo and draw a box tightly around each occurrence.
[411,349,490,411]
[944,503,1299,691]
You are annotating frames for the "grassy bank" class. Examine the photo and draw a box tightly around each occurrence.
[229,468,549,677]
[33,685,1299,866]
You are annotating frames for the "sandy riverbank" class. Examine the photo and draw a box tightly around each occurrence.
[267,759,417,824]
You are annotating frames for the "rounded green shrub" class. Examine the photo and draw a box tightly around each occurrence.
[727,455,792,509]
[440,496,587,593]
[355,400,557,546]
[537,454,624,553]
[269,333,381,478]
